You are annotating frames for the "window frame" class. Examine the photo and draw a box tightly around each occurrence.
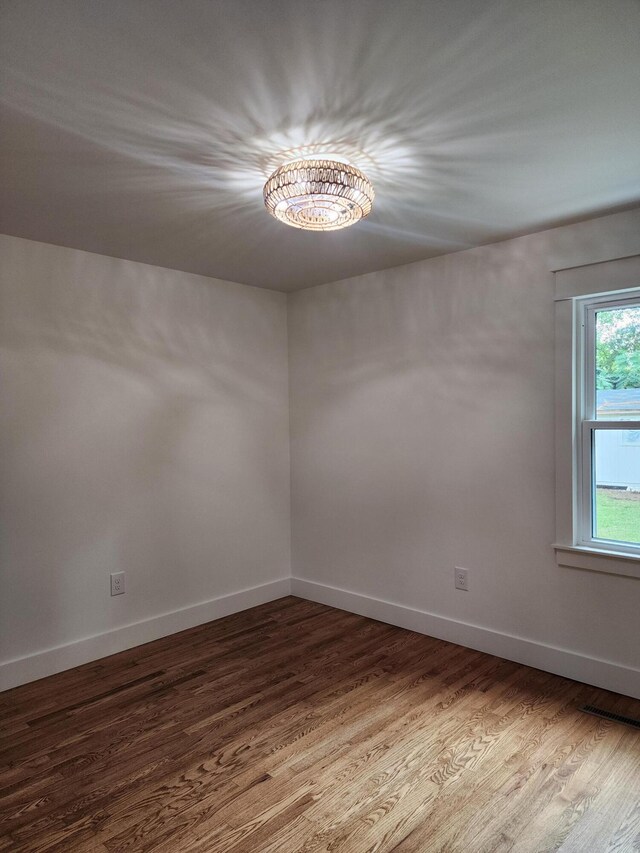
[576,293,640,557]
[553,253,640,579]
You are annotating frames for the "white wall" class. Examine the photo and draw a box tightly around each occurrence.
[0,236,291,687]
[3,210,640,696]
[288,208,640,695]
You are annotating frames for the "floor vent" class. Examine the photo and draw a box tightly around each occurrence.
[579,704,640,730]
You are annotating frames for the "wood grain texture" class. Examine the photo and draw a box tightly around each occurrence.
[1,596,639,852]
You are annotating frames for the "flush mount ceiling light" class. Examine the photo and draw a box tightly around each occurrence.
[263,158,374,231]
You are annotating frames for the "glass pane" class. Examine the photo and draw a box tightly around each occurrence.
[593,429,640,545]
[595,303,640,419]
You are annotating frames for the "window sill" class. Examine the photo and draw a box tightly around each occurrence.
[553,544,640,579]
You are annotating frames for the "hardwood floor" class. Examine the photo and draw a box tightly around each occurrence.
[1,596,639,852]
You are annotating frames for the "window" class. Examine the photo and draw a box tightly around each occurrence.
[578,296,640,554]
[554,254,640,578]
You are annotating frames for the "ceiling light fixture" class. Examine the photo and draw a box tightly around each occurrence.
[263,158,374,231]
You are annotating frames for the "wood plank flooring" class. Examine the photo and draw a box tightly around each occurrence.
[1,596,639,852]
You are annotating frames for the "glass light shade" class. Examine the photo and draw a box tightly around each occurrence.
[263,159,374,231]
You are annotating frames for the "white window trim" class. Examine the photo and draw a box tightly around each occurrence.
[553,254,640,579]
[577,294,640,554]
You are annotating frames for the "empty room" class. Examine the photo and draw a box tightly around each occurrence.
[1,1,640,850]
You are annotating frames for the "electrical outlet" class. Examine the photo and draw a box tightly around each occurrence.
[454,567,469,591]
[110,571,125,596]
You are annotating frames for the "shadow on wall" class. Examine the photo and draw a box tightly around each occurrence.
[0,241,288,661]
[288,234,558,629]
[1,246,283,405]
[291,235,552,411]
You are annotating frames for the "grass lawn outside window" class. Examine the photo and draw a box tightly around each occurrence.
[595,487,640,546]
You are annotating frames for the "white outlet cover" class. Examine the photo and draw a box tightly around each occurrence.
[454,567,469,591]
[110,571,125,596]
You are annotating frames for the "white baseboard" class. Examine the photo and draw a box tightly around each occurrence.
[291,577,640,700]
[0,577,291,692]
[5,574,639,701]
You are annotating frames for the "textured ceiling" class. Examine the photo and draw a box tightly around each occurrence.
[1,0,639,292]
